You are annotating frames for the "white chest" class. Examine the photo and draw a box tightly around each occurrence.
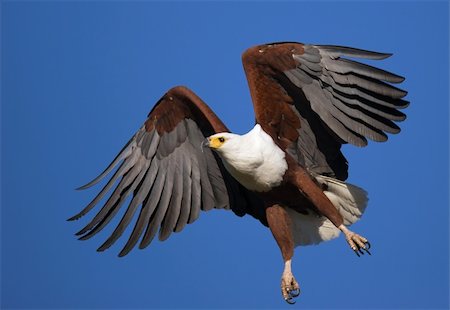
[218,126,288,192]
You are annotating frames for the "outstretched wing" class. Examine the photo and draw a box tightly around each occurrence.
[70,86,264,256]
[242,42,408,180]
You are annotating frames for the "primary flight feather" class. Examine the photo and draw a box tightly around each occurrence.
[70,42,408,304]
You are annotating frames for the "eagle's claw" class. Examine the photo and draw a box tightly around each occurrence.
[281,272,300,305]
[284,288,300,304]
[289,288,300,297]
[285,296,296,305]
[344,231,371,257]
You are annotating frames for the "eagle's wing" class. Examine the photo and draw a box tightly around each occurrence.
[70,86,264,256]
[242,42,408,180]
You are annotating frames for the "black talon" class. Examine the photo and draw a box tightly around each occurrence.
[358,247,365,256]
[285,297,296,305]
[363,248,371,255]
[290,288,300,298]
[365,241,371,250]
[354,249,360,257]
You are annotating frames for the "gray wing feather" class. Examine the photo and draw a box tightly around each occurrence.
[301,82,368,146]
[285,69,313,85]
[294,55,323,72]
[72,117,231,256]
[322,58,404,83]
[97,157,160,251]
[330,90,405,121]
[327,71,407,99]
[320,71,407,109]
[298,47,321,62]
[76,154,146,236]
[314,45,392,60]
[68,142,141,221]
[120,162,167,256]
[285,44,407,147]
[188,153,202,224]
[159,153,184,241]
[322,87,398,134]
[174,154,193,233]
[76,138,135,191]
[321,87,388,142]
[185,120,215,211]
[140,157,175,248]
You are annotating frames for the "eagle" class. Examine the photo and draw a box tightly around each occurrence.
[69,42,408,304]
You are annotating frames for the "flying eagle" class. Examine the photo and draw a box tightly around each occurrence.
[70,42,408,304]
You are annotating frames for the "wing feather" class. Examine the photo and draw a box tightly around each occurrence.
[242,42,408,180]
[97,158,159,251]
[327,71,407,99]
[188,153,202,224]
[300,82,369,146]
[174,151,193,233]
[75,138,135,191]
[68,143,141,221]
[185,119,216,211]
[120,160,167,256]
[159,153,184,241]
[140,157,175,248]
[315,45,392,60]
[79,160,148,239]
[322,87,399,134]
[321,57,404,83]
[289,44,408,149]
[70,86,266,256]
[76,152,145,236]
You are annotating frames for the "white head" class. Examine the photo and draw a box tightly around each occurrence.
[203,132,241,156]
[203,125,267,168]
[202,124,287,192]
[203,125,265,161]
[203,130,263,177]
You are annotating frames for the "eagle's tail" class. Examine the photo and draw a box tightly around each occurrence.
[286,175,369,246]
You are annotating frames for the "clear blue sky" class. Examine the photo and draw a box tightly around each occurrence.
[2,1,449,309]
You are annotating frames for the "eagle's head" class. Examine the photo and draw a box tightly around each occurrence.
[202,125,263,159]
[202,124,287,192]
[203,132,239,153]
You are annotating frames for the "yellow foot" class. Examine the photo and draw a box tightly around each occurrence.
[281,260,300,304]
[339,225,371,257]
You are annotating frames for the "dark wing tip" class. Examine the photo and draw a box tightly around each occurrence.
[97,245,107,252]
[77,234,89,240]
[395,75,406,83]
[371,52,393,60]
[75,172,113,191]
[400,100,410,109]
[75,184,91,191]
[67,214,81,221]
[118,248,131,257]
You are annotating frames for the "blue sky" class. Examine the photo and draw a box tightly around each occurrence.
[1,1,449,309]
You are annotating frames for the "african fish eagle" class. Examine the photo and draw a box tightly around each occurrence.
[69,42,408,304]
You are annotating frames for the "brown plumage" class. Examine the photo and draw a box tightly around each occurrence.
[70,42,408,304]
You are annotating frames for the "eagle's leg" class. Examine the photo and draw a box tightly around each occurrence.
[290,165,371,255]
[266,204,300,304]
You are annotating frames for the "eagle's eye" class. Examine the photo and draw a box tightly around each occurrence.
[218,137,225,143]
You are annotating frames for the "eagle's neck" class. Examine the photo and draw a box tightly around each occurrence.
[219,124,288,192]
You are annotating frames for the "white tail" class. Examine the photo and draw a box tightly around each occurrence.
[286,175,368,246]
